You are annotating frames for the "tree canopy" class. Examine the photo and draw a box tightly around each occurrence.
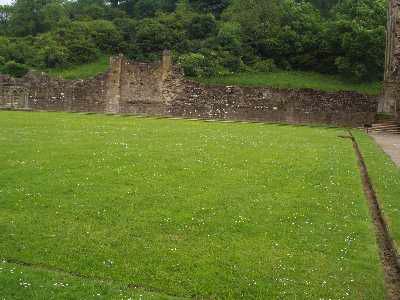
[0,0,388,81]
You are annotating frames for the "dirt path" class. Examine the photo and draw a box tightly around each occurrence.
[370,133,400,168]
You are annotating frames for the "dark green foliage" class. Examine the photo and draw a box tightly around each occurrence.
[1,60,29,77]
[0,5,12,34]
[0,36,11,61]
[187,14,216,39]
[305,0,339,15]
[86,20,123,52]
[0,0,388,82]
[216,22,241,53]
[34,34,71,68]
[253,59,277,73]
[178,52,211,77]
[324,0,387,81]
[135,18,173,54]
[10,0,67,36]
[189,0,230,15]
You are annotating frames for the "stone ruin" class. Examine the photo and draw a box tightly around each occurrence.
[0,50,378,126]
[381,0,400,120]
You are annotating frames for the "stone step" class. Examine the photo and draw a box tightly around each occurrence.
[361,121,400,134]
[371,124,400,128]
[370,129,400,133]
[373,121,399,125]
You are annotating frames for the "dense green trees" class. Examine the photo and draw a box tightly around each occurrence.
[0,0,388,81]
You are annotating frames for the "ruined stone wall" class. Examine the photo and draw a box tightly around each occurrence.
[169,82,377,126]
[382,0,400,119]
[0,72,108,112]
[0,53,378,127]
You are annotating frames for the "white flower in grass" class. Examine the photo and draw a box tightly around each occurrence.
[103,259,114,267]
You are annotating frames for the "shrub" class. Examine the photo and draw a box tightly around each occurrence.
[87,20,123,53]
[136,19,170,52]
[217,51,243,72]
[2,61,29,77]
[253,59,277,73]
[217,22,242,53]
[0,36,11,61]
[178,52,217,77]
[52,21,100,65]
[187,14,217,39]
[39,45,71,68]
[335,57,369,82]
[67,40,100,65]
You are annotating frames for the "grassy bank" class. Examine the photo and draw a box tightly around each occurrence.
[44,57,382,96]
[353,131,400,250]
[47,56,110,80]
[0,111,395,299]
[195,71,382,95]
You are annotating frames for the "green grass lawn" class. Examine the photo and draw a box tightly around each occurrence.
[353,131,400,250]
[46,56,110,80]
[195,71,382,96]
[1,111,399,299]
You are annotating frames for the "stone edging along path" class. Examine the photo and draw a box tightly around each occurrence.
[343,132,400,300]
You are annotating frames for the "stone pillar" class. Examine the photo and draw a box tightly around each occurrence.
[105,55,123,113]
[161,49,172,81]
[381,0,400,119]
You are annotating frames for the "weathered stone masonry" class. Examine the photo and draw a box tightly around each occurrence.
[0,51,377,126]
[382,0,400,119]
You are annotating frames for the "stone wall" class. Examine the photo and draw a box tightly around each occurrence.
[0,72,109,112]
[0,52,378,127]
[382,0,400,120]
[171,83,377,126]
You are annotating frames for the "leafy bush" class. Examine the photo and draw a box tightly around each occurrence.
[67,40,100,65]
[0,37,11,61]
[52,22,101,65]
[178,53,217,77]
[217,22,241,53]
[253,59,277,73]
[187,14,216,39]
[216,51,243,73]
[86,20,123,53]
[39,45,71,68]
[136,19,171,53]
[1,61,29,77]
[7,38,37,66]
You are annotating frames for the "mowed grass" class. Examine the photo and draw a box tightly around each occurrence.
[196,71,382,96]
[353,131,400,250]
[0,111,393,299]
[47,56,110,80]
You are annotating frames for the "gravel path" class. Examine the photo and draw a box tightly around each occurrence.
[370,133,400,167]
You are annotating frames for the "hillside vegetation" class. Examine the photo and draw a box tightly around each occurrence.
[46,56,381,95]
[0,0,387,87]
[47,56,110,80]
[197,71,382,95]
